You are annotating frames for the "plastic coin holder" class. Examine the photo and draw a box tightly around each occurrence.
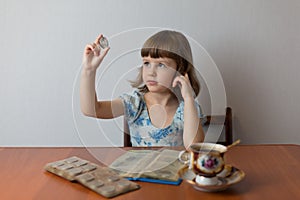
[44,156,140,198]
[99,36,109,49]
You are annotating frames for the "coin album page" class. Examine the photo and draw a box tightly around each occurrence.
[109,149,185,182]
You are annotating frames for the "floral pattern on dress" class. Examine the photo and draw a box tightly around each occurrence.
[120,90,204,147]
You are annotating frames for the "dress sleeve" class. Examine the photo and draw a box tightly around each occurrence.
[177,100,205,121]
[119,90,144,123]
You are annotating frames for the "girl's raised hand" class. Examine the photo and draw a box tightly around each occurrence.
[172,73,195,100]
[82,34,110,71]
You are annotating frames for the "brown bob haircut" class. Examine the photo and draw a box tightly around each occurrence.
[131,30,200,98]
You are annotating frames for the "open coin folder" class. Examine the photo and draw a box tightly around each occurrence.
[44,156,140,198]
[109,149,184,185]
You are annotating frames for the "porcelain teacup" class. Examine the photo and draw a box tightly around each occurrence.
[178,143,227,185]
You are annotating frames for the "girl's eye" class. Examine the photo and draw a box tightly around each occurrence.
[143,62,150,67]
[158,63,166,68]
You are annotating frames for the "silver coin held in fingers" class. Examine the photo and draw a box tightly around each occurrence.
[99,36,109,49]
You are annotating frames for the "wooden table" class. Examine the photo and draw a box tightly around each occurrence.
[0,145,299,200]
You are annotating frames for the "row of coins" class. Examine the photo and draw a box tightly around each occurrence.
[76,168,140,198]
[45,156,140,198]
[45,156,97,181]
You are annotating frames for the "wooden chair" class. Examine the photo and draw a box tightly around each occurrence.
[202,107,233,146]
[123,107,233,147]
[123,117,132,147]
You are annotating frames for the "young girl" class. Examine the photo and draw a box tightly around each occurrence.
[80,30,204,148]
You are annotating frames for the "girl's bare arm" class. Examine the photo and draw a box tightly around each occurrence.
[80,34,124,119]
[183,98,204,148]
[173,74,204,148]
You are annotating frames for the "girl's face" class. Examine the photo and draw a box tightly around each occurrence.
[142,56,178,93]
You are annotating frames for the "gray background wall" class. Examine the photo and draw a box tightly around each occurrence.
[1,0,299,146]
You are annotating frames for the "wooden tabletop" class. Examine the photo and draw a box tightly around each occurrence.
[0,145,299,200]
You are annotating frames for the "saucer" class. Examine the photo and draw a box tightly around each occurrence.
[178,165,245,192]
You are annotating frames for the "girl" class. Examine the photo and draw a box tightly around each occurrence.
[80,30,204,148]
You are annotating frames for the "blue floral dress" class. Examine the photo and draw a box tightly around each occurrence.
[120,90,204,147]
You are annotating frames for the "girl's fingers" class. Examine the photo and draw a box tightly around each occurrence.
[185,73,190,80]
[172,75,184,87]
[172,76,178,87]
[93,44,101,56]
[184,73,192,86]
[94,34,103,44]
[85,43,98,50]
[101,47,110,57]
[86,34,107,56]
[173,73,195,99]
[173,74,192,89]
[84,44,95,54]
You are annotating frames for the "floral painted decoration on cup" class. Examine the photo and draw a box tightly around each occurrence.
[197,154,224,174]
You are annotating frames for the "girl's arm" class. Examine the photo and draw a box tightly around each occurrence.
[80,34,124,119]
[182,98,204,148]
[173,74,204,149]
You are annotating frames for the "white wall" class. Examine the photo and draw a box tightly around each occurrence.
[1,0,299,146]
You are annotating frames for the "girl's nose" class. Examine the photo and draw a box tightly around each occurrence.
[148,65,157,76]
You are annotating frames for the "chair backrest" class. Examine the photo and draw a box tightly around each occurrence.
[203,107,233,146]
[123,117,132,147]
[123,107,233,147]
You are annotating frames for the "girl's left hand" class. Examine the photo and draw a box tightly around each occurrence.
[172,73,195,100]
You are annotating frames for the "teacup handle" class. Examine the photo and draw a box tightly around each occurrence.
[178,150,194,169]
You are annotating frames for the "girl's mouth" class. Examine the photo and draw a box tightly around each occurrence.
[147,80,158,86]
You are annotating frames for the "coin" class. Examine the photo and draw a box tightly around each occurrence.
[99,36,109,49]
